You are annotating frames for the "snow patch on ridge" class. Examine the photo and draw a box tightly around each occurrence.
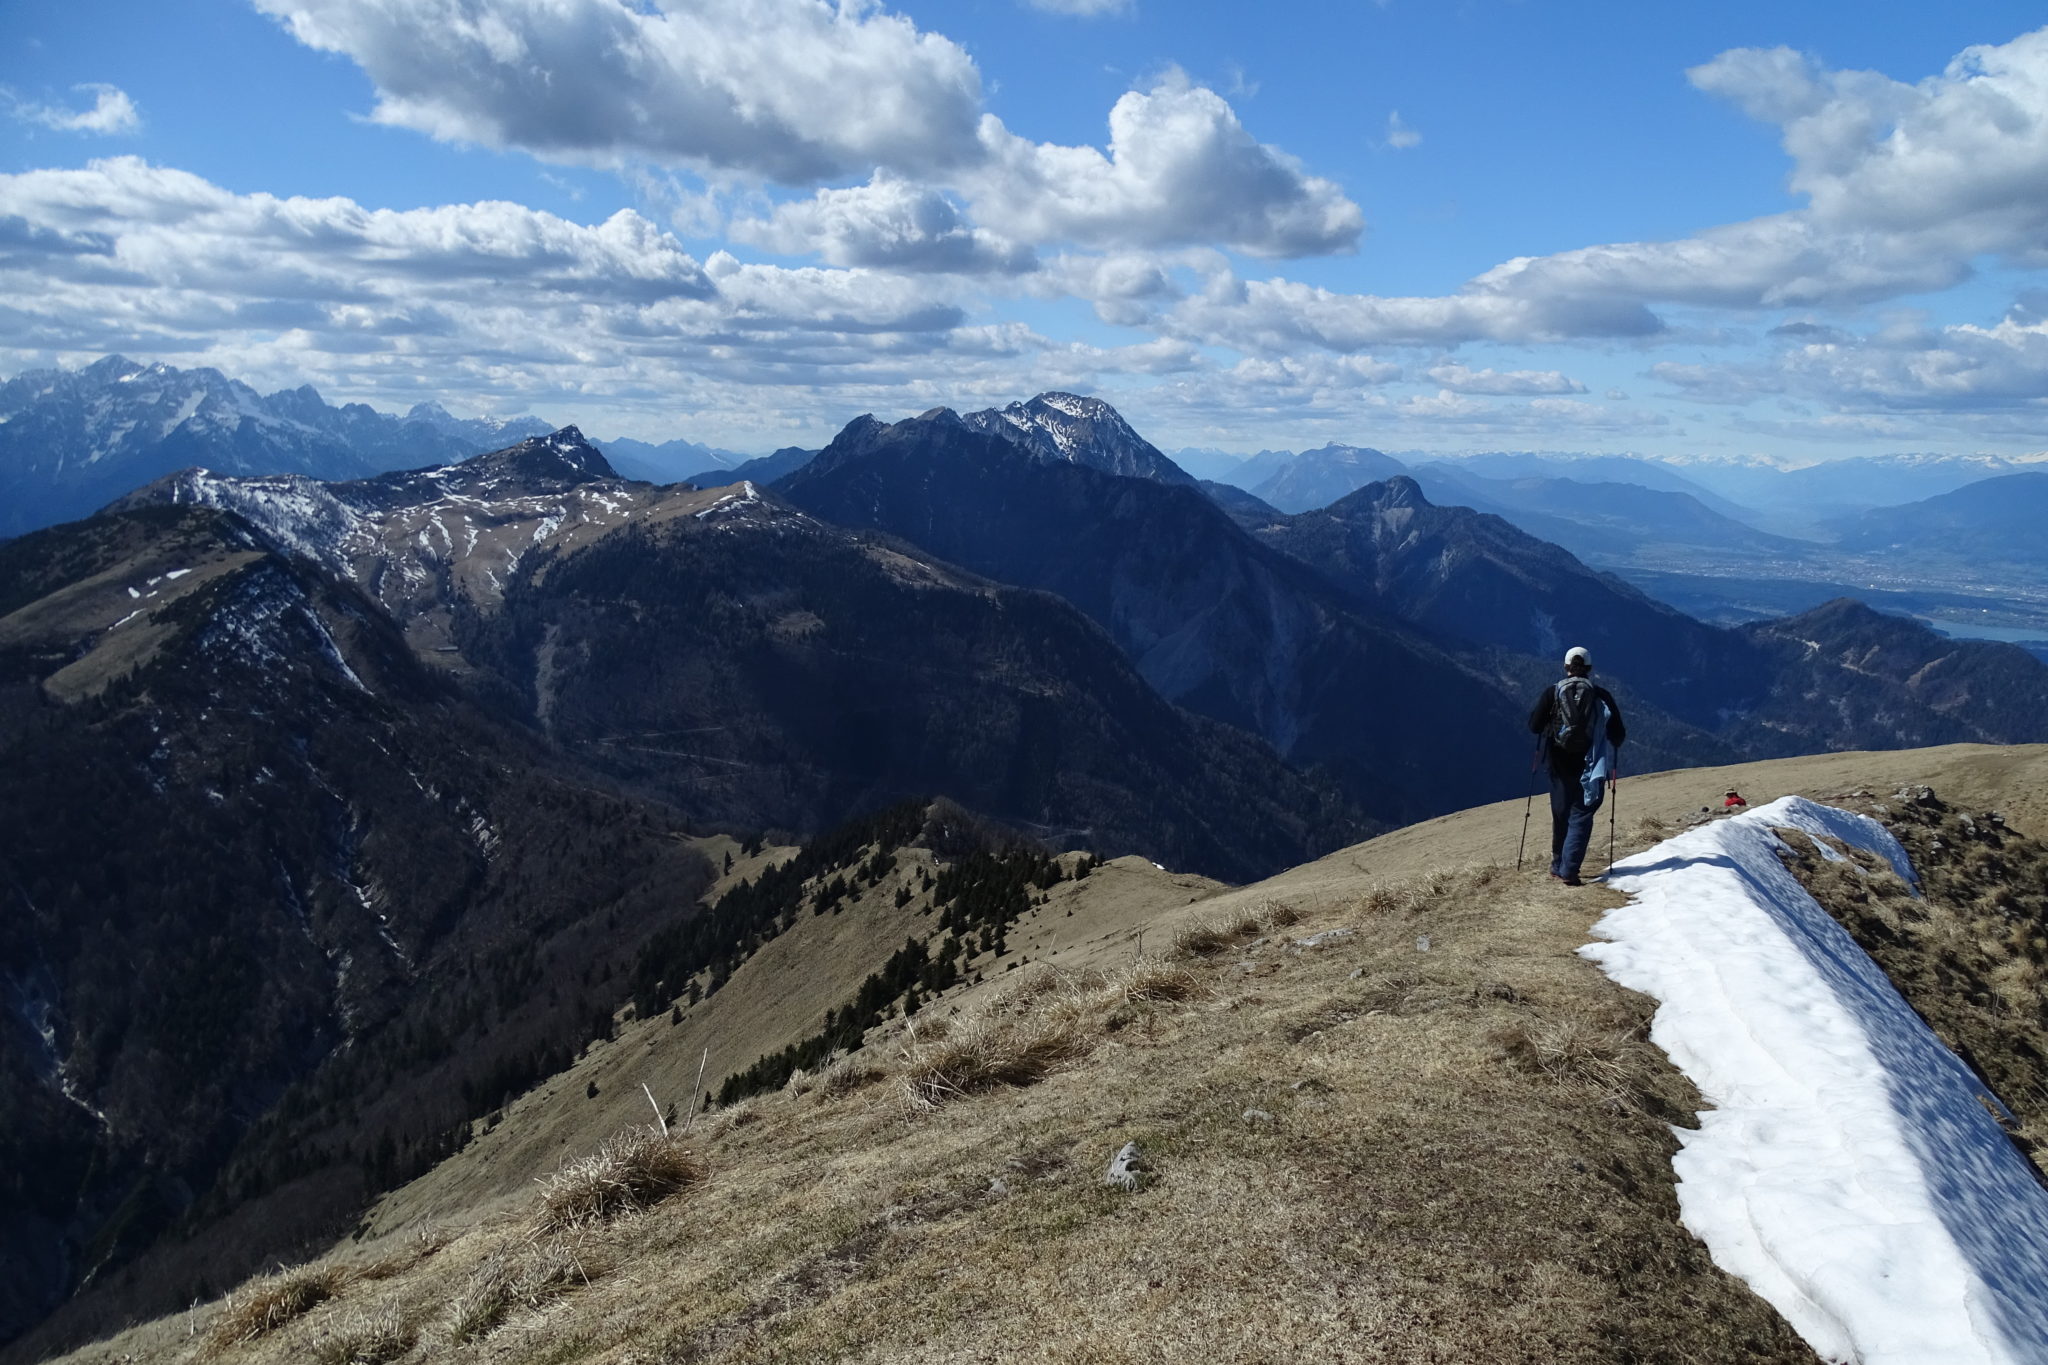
[1584,797,2048,1364]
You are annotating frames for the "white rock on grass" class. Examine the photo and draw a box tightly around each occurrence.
[1104,1141,1145,1192]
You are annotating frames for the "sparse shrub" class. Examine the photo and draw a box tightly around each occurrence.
[1498,1014,1644,1101]
[444,1242,587,1345]
[1111,958,1204,1003]
[310,1304,412,1365]
[1358,882,1403,915]
[205,1264,347,1353]
[530,1129,705,1237]
[1171,911,1259,959]
[900,1014,1088,1109]
[816,1058,885,1099]
[708,1098,763,1133]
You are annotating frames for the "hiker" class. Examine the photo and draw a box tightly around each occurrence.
[1527,646,1626,886]
[1723,789,1747,810]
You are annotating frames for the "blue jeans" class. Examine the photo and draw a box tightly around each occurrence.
[1549,770,1606,880]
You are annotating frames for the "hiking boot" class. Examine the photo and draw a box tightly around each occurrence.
[1561,874,1583,887]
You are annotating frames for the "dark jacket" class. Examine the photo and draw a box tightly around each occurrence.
[1529,676,1626,778]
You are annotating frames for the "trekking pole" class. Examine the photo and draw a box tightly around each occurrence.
[1515,743,1540,872]
[1608,754,1621,873]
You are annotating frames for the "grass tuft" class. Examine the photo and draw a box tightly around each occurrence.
[529,1128,706,1237]
[1170,910,1260,959]
[1498,1013,1646,1102]
[204,1264,346,1354]
[309,1304,412,1365]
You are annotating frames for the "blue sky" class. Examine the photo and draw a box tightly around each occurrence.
[6,0,2048,461]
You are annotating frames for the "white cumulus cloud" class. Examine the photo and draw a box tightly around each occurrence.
[730,176,1036,274]
[1425,362,1585,395]
[971,74,1363,257]
[251,0,987,183]
[9,83,141,135]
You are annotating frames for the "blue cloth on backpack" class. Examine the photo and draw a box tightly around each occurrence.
[1580,699,1614,806]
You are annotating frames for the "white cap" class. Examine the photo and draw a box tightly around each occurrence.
[1564,646,1592,668]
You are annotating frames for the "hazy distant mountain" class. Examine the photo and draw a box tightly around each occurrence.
[1410,465,1806,563]
[1247,443,1411,513]
[1216,447,1299,492]
[1170,447,1250,482]
[1251,477,1736,726]
[595,434,743,483]
[684,445,817,488]
[1824,473,2048,565]
[778,406,1531,828]
[1668,452,2048,521]
[1432,451,1751,518]
[1236,475,2048,761]
[0,356,550,536]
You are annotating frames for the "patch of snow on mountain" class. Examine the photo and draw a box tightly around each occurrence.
[1585,797,2048,1364]
[1039,392,1099,420]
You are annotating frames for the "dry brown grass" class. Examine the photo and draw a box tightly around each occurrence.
[305,1304,411,1365]
[201,1265,346,1355]
[529,1128,706,1237]
[898,1012,1091,1109]
[1497,1011,1653,1108]
[1789,792,2048,1167]
[56,818,1859,1365]
[1168,907,1262,958]
[442,1238,591,1345]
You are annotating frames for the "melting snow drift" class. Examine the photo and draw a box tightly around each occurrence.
[1585,796,2048,1364]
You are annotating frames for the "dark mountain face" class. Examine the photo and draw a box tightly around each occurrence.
[1737,598,2048,753]
[0,356,552,538]
[1244,478,2048,761]
[0,505,713,1355]
[1247,443,1411,513]
[1825,473,2048,564]
[778,411,1532,826]
[1253,477,1746,726]
[455,490,1359,882]
[1201,479,1284,524]
[114,432,1351,881]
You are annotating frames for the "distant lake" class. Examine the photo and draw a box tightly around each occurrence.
[1921,617,2048,645]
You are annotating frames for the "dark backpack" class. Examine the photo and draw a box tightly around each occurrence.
[1551,677,1598,757]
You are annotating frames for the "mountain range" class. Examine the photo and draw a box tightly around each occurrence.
[9,363,2048,1354]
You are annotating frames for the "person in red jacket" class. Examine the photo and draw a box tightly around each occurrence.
[1723,790,1747,810]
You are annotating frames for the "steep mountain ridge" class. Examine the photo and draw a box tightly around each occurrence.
[0,504,715,1351]
[957,391,1198,486]
[456,482,1359,881]
[779,409,1531,827]
[112,432,1354,880]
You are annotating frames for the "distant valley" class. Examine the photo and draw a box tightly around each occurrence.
[1184,439,2048,658]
